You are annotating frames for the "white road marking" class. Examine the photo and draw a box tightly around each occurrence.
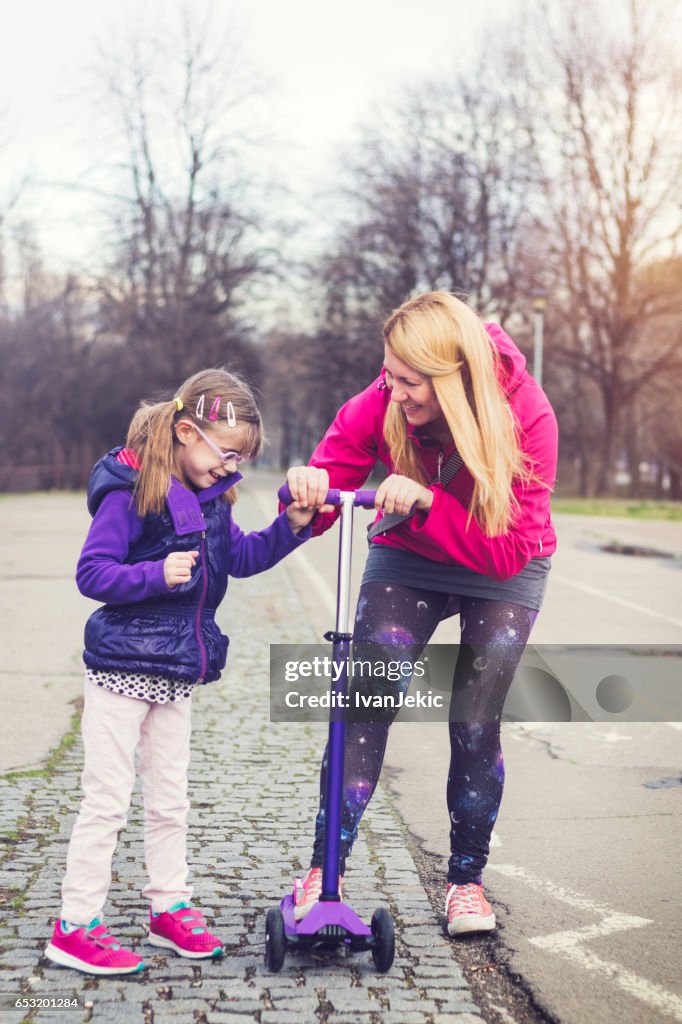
[530,917,682,1021]
[551,573,682,630]
[487,863,620,914]
[488,864,682,1021]
[585,727,632,743]
[665,723,682,731]
[290,547,337,617]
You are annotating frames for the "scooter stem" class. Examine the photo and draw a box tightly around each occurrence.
[321,492,355,899]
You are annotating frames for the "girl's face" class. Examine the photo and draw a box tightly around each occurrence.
[383,346,445,433]
[173,419,248,491]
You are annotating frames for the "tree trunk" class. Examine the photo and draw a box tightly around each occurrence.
[594,384,621,497]
[279,404,292,470]
[625,429,641,498]
[595,422,616,496]
[578,453,590,497]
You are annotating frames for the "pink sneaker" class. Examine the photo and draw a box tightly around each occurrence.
[45,919,145,975]
[445,883,496,936]
[293,867,343,921]
[148,902,224,958]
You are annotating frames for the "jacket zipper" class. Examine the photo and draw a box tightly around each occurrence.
[195,531,208,682]
[437,450,443,483]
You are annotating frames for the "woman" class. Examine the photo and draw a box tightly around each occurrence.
[286,291,557,935]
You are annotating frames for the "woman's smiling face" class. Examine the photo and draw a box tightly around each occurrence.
[383,345,443,431]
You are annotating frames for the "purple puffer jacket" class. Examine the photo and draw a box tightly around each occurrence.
[78,447,310,684]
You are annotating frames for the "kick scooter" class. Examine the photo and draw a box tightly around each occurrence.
[264,485,395,973]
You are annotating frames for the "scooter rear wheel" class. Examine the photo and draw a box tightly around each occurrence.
[371,907,395,972]
[264,907,287,971]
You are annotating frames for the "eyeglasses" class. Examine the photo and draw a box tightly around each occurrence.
[190,422,249,465]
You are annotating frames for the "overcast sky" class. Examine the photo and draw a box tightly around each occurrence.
[1,0,496,273]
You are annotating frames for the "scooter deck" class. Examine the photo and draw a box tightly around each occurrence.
[280,892,373,951]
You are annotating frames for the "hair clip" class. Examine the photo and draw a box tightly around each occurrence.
[209,397,221,421]
[226,401,236,427]
[174,397,184,411]
[195,395,205,420]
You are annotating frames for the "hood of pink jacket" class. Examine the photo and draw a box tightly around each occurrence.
[485,322,527,396]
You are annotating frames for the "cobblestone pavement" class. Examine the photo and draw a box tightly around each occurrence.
[0,489,484,1024]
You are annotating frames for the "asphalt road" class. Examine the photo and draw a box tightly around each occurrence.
[259,479,682,1024]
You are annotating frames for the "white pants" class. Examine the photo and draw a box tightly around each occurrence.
[61,678,193,923]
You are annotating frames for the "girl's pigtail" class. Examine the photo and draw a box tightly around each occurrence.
[128,401,179,516]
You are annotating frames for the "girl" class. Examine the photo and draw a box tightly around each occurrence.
[286,292,558,936]
[46,368,321,975]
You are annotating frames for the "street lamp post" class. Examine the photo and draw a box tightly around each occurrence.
[530,289,548,389]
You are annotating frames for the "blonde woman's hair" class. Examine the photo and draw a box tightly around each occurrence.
[126,368,264,516]
[383,292,540,537]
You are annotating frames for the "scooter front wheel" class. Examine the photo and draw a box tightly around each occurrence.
[371,907,395,972]
[264,907,287,971]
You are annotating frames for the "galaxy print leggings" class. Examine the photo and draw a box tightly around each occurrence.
[310,582,538,885]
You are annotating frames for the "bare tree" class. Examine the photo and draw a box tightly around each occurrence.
[0,167,26,313]
[260,0,682,494]
[528,0,682,493]
[286,69,546,443]
[88,7,273,391]
[315,73,542,326]
[624,256,682,498]
[0,221,99,489]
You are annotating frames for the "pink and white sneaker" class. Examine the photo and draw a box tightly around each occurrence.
[148,902,224,958]
[445,883,496,936]
[45,918,145,975]
[293,867,343,921]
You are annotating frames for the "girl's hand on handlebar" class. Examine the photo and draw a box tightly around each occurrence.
[285,466,334,512]
[375,474,433,516]
[284,465,334,532]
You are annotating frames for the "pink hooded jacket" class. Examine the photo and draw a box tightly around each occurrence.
[306,322,558,581]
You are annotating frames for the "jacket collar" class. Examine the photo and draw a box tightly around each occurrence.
[407,423,443,449]
[167,472,242,536]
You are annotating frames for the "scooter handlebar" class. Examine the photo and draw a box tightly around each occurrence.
[278,483,377,509]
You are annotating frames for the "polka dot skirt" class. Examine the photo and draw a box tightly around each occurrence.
[86,668,195,703]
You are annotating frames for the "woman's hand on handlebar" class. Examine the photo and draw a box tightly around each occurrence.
[375,474,433,516]
[284,466,334,531]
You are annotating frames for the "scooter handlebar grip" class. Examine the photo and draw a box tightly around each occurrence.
[277,484,376,508]
[354,489,378,508]
[277,483,343,506]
